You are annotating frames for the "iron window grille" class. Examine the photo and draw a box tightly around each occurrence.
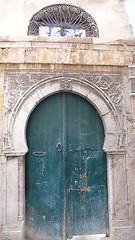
[27,4,99,37]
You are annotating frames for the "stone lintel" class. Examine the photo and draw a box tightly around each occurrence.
[0,37,134,66]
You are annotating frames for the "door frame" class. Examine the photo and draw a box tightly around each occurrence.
[3,76,126,239]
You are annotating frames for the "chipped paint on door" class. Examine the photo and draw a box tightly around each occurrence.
[25,92,108,240]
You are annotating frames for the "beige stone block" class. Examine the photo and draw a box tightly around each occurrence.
[99,50,123,65]
[37,48,56,63]
[7,158,18,223]
[69,49,99,65]
[124,51,134,65]
[56,49,71,64]
[1,48,25,63]
[24,48,37,63]
[84,50,99,65]
[25,48,57,63]
[113,154,128,220]
[69,50,79,64]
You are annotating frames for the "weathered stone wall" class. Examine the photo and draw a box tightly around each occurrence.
[0,37,135,240]
[0,0,133,40]
[0,2,134,239]
[0,36,134,65]
[0,64,4,234]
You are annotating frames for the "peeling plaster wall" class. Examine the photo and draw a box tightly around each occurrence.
[0,0,133,40]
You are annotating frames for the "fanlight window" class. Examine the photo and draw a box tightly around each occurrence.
[27,4,99,37]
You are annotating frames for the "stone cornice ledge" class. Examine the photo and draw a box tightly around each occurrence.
[0,36,134,48]
[0,36,134,66]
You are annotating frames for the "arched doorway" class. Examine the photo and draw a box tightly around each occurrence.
[25,92,108,240]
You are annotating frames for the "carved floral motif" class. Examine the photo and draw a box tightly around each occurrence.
[5,72,122,115]
[5,71,123,149]
[86,75,122,112]
[5,72,51,112]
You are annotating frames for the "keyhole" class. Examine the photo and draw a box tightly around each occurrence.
[56,143,63,152]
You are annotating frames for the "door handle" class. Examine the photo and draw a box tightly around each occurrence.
[33,152,46,156]
[56,143,63,152]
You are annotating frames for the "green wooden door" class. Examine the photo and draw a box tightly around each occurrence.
[25,93,108,240]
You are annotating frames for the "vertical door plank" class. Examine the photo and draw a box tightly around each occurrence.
[25,94,64,240]
[66,93,108,237]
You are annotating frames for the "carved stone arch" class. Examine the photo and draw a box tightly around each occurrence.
[3,69,134,240]
[5,77,121,155]
[27,4,99,37]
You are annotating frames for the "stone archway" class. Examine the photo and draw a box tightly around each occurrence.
[6,76,121,153]
[2,73,126,240]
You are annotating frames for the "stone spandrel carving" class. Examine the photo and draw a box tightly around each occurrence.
[4,71,126,151]
[5,72,54,112]
[5,72,122,120]
[87,75,122,113]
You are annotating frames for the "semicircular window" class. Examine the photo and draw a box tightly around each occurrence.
[27,4,99,37]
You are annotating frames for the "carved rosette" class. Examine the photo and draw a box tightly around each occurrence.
[60,79,72,90]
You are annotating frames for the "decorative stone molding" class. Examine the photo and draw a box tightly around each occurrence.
[3,69,133,240]
[60,79,72,90]
[5,72,122,118]
[3,71,124,154]
[0,222,24,240]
